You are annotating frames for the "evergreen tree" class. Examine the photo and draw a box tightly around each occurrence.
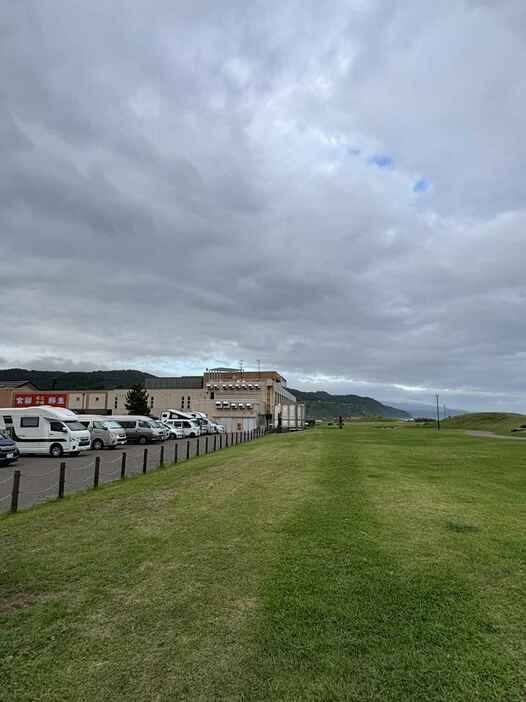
[124,384,150,415]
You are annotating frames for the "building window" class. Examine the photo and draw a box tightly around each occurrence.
[150,396,154,408]
[210,391,215,400]
[114,397,118,409]
[187,396,191,409]
[181,396,185,409]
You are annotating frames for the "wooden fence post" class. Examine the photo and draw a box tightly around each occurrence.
[93,456,100,488]
[121,452,127,479]
[10,470,20,514]
[174,442,178,464]
[205,437,208,454]
[186,440,190,460]
[142,449,148,474]
[160,445,165,467]
[196,438,200,456]
[58,462,66,499]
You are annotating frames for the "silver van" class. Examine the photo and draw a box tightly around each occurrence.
[78,416,127,450]
[111,416,163,444]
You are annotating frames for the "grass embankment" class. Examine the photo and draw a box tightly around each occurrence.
[444,412,526,435]
[1,427,526,701]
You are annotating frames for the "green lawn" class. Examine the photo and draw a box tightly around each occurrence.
[1,426,526,701]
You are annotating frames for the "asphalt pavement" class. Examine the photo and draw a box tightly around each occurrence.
[0,432,244,514]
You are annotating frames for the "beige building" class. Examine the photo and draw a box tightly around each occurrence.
[4,369,304,432]
[0,380,40,408]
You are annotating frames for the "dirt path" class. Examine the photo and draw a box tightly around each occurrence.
[466,430,526,441]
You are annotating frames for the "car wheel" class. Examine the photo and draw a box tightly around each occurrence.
[92,438,104,451]
[50,443,63,458]
[138,436,147,445]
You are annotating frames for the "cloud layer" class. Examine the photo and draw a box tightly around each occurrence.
[1,0,525,410]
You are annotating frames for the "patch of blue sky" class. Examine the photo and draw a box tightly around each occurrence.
[413,177,430,193]
[368,153,394,168]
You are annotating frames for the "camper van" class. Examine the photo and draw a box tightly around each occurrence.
[160,409,211,434]
[0,406,91,457]
[160,409,195,422]
[110,416,164,444]
[76,416,127,450]
[162,418,201,438]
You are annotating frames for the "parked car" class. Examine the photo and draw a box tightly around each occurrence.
[0,432,18,466]
[111,416,164,444]
[0,406,91,457]
[150,420,170,441]
[208,421,225,433]
[161,421,184,439]
[76,416,127,450]
[160,410,211,434]
[163,418,201,438]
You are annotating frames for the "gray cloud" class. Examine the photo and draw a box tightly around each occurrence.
[1,0,525,411]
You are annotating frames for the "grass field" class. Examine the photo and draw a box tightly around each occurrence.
[1,426,526,701]
[443,412,526,435]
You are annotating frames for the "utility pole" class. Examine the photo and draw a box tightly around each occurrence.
[257,359,261,379]
[436,393,440,431]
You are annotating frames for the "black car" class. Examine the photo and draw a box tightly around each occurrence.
[0,432,18,466]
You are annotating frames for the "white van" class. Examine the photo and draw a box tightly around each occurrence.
[163,418,201,438]
[76,416,127,450]
[160,409,212,434]
[0,406,91,458]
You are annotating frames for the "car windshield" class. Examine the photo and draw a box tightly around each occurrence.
[105,421,122,429]
[64,421,87,431]
[151,421,163,428]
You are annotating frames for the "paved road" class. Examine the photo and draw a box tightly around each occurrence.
[0,432,249,514]
[465,430,526,441]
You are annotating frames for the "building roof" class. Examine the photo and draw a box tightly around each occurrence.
[0,380,40,390]
[204,370,286,383]
[145,376,204,390]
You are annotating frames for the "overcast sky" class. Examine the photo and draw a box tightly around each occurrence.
[1,1,525,411]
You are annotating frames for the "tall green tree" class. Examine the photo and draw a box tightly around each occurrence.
[124,384,150,415]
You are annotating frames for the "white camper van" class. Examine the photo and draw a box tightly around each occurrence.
[160,409,196,422]
[160,409,211,434]
[0,406,91,457]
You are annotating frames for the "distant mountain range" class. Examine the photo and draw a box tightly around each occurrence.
[0,368,155,390]
[384,401,469,418]
[289,389,410,419]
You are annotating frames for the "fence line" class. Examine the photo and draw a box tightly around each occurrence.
[2,428,268,515]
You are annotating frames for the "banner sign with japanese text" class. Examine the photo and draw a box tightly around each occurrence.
[14,393,69,408]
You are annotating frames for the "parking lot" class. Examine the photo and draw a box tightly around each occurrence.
[0,432,247,514]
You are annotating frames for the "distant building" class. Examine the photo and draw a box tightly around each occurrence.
[3,370,304,432]
[0,380,41,408]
